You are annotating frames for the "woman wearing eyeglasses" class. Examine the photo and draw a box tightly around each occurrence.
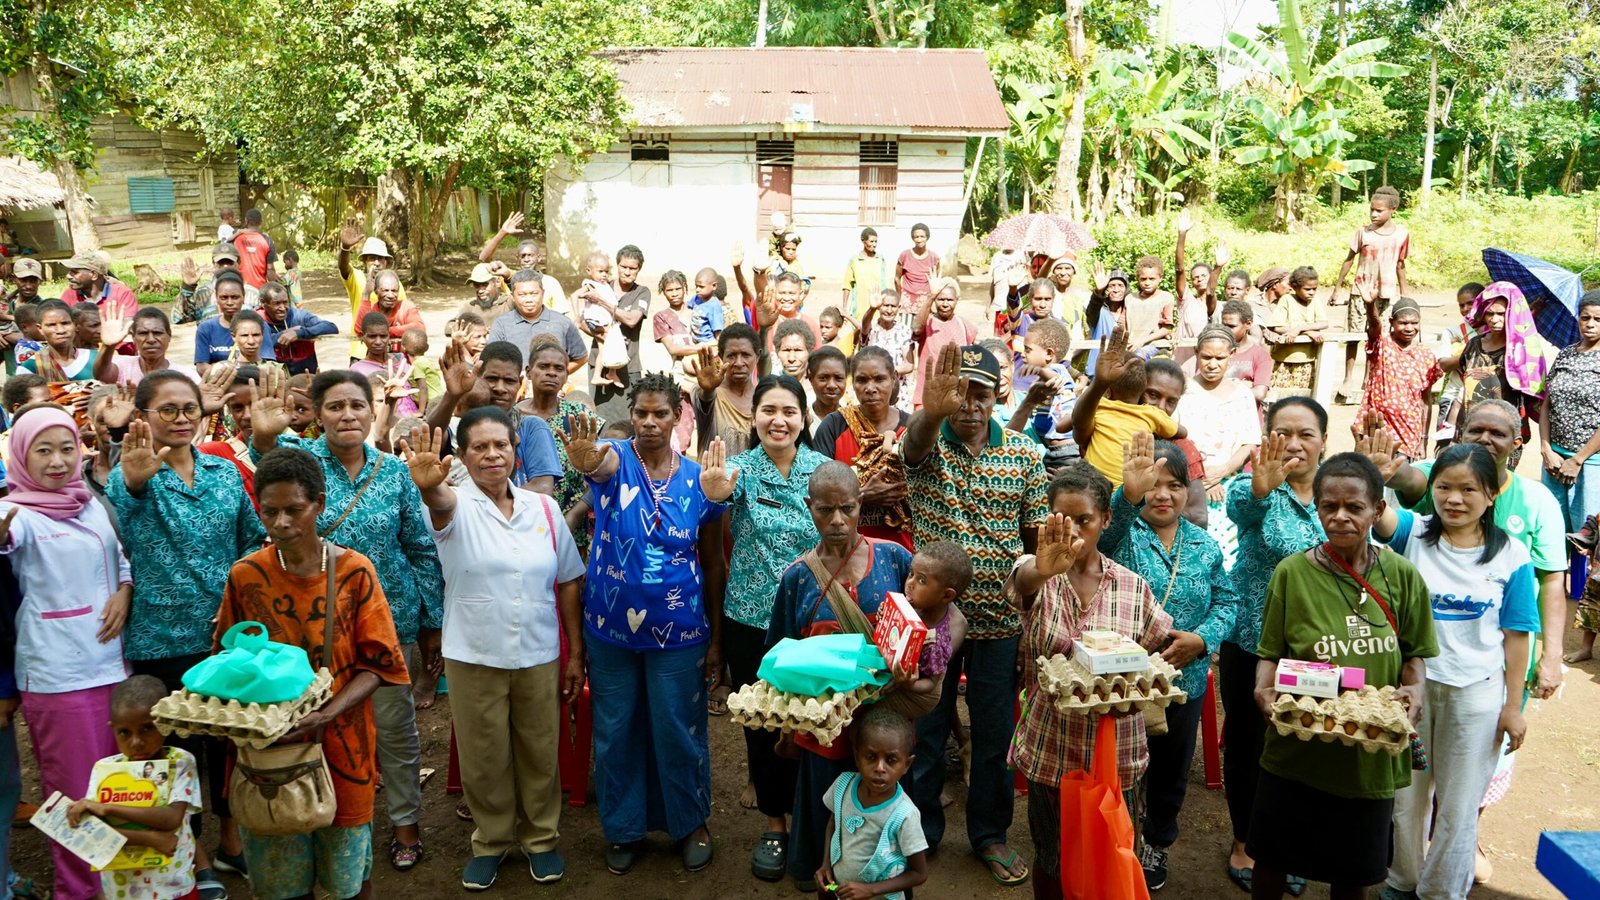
[106,369,266,892]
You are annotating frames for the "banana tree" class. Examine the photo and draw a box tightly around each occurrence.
[1224,0,1409,229]
[1002,76,1065,214]
[1089,52,1213,219]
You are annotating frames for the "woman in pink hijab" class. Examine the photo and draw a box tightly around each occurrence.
[1456,281,1546,466]
[1,405,131,900]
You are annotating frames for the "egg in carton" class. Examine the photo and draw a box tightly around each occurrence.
[727,679,877,744]
[1036,654,1187,716]
[152,670,334,749]
[1270,686,1410,755]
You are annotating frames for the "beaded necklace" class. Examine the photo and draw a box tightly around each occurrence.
[630,438,679,529]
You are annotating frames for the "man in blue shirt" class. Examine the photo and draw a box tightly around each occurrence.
[260,283,337,374]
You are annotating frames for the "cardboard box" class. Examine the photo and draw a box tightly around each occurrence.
[1071,636,1150,675]
[1274,660,1365,699]
[872,592,928,679]
[1079,629,1124,651]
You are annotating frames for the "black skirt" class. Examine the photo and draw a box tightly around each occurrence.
[1245,769,1394,887]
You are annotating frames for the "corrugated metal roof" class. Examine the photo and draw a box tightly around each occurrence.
[601,47,1008,135]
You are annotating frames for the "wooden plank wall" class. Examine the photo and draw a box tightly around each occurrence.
[85,115,240,252]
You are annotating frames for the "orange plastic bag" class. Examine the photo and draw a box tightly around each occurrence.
[1058,718,1149,900]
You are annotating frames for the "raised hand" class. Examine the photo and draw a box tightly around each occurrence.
[99,316,131,349]
[1120,430,1159,505]
[441,339,480,399]
[198,362,237,415]
[498,211,525,236]
[100,382,137,430]
[1353,412,1406,484]
[731,240,745,268]
[1093,326,1133,384]
[1034,512,1085,579]
[559,412,613,476]
[403,425,453,491]
[698,437,742,501]
[248,376,294,446]
[695,345,726,393]
[1093,262,1109,292]
[121,419,174,492]
[338,219,363,251]
[1214,238,1231,269]
[179,256,200,287]
[1176,208,1193,234]
[921,342,969,422]
[1250,432,1301,499]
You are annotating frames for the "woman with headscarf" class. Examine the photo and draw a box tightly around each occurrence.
[2,406,131,899]
[1454,281,1544,467]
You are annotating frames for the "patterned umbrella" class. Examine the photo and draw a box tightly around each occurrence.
[983,214,1097,258]
[1482,247,1583,348]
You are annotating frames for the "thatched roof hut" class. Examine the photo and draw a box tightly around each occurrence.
[0,156,64,212]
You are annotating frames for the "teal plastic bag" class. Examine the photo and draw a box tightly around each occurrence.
[182,621,317,705]
[758,635,890,696]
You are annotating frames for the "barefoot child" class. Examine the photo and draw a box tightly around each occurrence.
[1355,295,1440,460]
[69,675,201,900]
[1265,266,1328,397]
[815,705,929,900]
[1331,185,1410,403]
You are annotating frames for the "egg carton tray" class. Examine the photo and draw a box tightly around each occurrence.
[727,680,880,747]
[1270,684,1411,756]
[152,669,334,749]
[1035,653,1188,716]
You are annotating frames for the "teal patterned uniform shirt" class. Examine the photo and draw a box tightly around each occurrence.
[1101,487,1240,697]
[255,435,444,644]
[109,448,266,660]
[1225,476,1325,654]
[723,445,827,629]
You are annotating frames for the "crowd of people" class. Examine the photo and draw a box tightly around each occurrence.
[0,186,1578,900]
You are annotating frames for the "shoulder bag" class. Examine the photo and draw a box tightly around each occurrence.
[229,543,343,835]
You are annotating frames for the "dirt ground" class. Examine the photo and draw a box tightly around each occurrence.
[10,259,1591,898]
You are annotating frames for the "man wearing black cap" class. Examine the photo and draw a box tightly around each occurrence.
[901,341,1047,886]
[176,243,259,324]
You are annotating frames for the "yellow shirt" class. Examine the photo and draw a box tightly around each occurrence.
[843,254,891,321]
[1269,297,1326,364]
[1085,399,1180,486]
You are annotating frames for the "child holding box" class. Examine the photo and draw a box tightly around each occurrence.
[68,675,200,900]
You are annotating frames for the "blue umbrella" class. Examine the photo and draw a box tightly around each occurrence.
[1482,248,1583,348]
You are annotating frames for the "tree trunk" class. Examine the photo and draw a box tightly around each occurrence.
[754,0,768,46]
[1486,128,1499,194]
[864,0,890,46]
[1050,0,1089,220]
[1087,147,1105,225]
[1332,0,1347,208]
[375,170,410,269]
[30,53,99,253]
[1516,158,1525,196]
[997,142,1009,216]
[1420,51,1438,209]
[1458,134,1471,201]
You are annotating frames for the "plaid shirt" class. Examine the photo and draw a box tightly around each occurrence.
[1009,556,1172,786]
[904,420,1048,639]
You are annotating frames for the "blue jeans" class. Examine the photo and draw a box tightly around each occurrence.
[1543,457,1600,532]
[0,725,17,900]
[588,639,710,843]
[910,635,1020,852]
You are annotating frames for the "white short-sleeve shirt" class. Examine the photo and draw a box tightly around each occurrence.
[431,480,584,669]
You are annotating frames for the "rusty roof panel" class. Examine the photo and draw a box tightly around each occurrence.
[600,47,1008,134]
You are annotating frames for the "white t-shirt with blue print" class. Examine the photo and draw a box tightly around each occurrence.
[1386,510,1541,688]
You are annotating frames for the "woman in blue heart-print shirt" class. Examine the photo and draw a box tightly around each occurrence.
[563,372,726,876]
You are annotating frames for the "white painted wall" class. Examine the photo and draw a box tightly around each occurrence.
[546,132,971,288]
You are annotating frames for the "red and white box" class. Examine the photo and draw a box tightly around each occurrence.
[1275,659,1367,699]
[873,592,928,679]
